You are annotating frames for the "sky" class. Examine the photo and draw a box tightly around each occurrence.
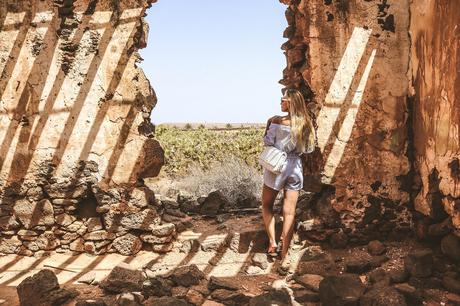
[140,0,288,124]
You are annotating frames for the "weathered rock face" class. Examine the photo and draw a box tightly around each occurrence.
[0,0,458,255]
[0,0,166,255]
[409,0,460,229]
[280,0,412,236]
[281,0,459,236]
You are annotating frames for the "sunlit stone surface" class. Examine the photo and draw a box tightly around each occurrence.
[0,0,164,255]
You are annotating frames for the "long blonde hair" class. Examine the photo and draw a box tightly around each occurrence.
[284,89,316,153]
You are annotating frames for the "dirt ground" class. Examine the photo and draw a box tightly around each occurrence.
[0,213,458,305]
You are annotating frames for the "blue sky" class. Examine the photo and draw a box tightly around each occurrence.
[140,0,288,124]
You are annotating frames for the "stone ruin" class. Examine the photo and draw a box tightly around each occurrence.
[0,0,459,256]
[0,0,165,256]
[280,0,460,245]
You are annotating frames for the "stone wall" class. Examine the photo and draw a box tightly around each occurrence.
[409,0,460,231]
[0,0,459,256]
[0,0,166,255]
[280,0,413,240]
[280,0,459,238]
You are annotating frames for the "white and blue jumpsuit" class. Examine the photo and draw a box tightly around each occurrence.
[262,123,303,191]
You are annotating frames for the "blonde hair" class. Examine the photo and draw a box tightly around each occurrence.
[284,89,316,153]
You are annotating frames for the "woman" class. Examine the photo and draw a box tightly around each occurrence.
[261,88,315,270]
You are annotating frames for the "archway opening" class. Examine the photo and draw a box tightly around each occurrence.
[139,1,289,213]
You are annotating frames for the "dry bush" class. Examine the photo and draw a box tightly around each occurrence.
[177,155,263,203]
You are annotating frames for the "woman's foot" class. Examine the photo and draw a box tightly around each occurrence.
[277,255,291,275]
[267,244,278,257]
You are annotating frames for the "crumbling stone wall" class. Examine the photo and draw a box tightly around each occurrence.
[1,0,459,256]
[280,0,413,241]
[409,0,460,231]
[280,0,459,240]
[0,0,166,255]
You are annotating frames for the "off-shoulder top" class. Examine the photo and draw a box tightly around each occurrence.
[262,123,300,155]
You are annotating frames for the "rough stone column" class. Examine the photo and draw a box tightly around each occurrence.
[410,0,460,229]
[0,0,164,255]
[280,0,412,238]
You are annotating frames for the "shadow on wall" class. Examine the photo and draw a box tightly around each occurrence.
[300,26,379,193]
[298,14,412,235]
[0,3,162,188]
[0,1,164,255]
[316,27,377,184]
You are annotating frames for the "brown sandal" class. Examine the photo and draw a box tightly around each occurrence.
[267,245,278,257]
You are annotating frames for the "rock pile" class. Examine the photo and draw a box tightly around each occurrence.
[158,189,259,218]
[292,240,460,306]
[15,233,460,306]
[0,161,182,256]
[17,269,79,306]
[0,176,261,257]
[81,263,297,305]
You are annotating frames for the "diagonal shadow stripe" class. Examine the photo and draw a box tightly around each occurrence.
[49,11,141,180]
[316,27,373,152]
[202,234,231,276]
[320,45,375,157]
[0,10,33,97]
[1,253,50,286]
[142,253,166,271]
[0,12,26,78]
[127,138,147,184]
[322,49,377,181]
[2,10,111,183]
[51,254,83,276]
[0,7,8,31]
[172,232,207,269]
[0,255,22,274]
[103,103,138,183]
[64,254,106,284]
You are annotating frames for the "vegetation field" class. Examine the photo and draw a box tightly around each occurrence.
[155,124,265,177]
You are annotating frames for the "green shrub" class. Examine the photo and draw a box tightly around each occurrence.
[154,125,265,177]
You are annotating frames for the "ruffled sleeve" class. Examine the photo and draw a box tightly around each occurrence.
[263,123,276,146]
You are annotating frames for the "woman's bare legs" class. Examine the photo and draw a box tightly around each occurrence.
[280,189,299,260]
[262,184,280,250]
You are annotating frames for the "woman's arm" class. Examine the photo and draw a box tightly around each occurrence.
[263,116,280,146]
[264,115,281,136]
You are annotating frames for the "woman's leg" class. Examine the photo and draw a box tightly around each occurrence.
[280,189,299,259]
[262,184,279,250]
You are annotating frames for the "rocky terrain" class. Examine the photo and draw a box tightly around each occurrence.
[0,0,459,305]
[3,225,460,305]
[0,0,458,254]
[0,187,459,305]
